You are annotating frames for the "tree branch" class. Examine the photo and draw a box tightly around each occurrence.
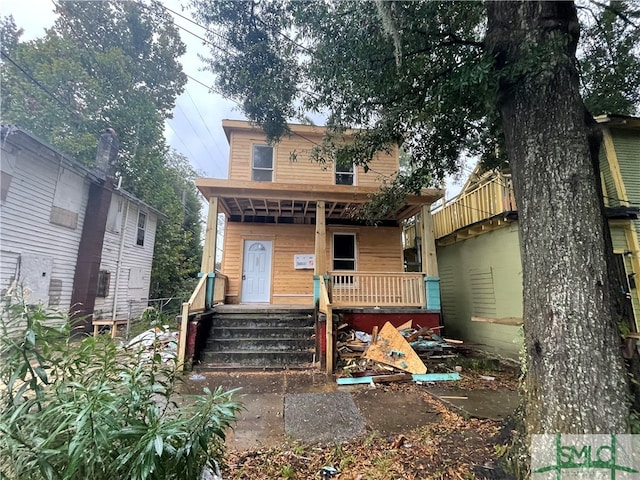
[586,0,640,28]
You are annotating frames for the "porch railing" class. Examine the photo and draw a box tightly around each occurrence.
[433,175,515,239]
[177,272,227,371]
[318,276,333,374]
[330,272,425,307]
[213,273,227,303]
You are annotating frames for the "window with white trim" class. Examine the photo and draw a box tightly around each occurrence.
[335,162,354,185]
[252,145,274,182]
[333,233,356,270]
[136,211,146,246]
[333,233,356,284]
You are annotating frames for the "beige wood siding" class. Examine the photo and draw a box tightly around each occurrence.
[227,129,399,187]
[332,226,403,272]
[221,222,403,304]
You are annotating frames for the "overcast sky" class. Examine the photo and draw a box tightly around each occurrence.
[1,0,468,200]
[2,0,241,180]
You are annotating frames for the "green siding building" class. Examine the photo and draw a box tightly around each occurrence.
[425,114,640,359]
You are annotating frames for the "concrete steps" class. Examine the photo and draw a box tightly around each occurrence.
[199,308,316,369]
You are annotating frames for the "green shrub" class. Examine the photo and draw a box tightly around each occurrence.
[0,292,241,480]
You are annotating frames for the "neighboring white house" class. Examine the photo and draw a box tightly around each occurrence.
[0,125,164,332]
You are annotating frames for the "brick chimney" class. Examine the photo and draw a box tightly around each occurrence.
[70,129,119,332]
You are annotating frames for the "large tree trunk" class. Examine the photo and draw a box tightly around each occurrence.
[485,1,629,434]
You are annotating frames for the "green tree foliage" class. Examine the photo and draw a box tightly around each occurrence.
[147,152,203,300]
[192,0,639,189]
[0,2,201,299]
[190,0,640,450]
[0,291,241,480]
[579,0,640,115]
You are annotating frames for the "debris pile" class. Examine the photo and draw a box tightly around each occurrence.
[127,325,178,363]
[336,321,463,384]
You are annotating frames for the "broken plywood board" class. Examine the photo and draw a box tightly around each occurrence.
[396,320,412,331]
[364,322,427,374]
[337,372,460,385]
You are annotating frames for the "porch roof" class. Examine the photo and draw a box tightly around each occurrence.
[195,178,443,222]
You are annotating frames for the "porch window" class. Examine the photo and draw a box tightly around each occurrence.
[136,211,146,246]
[252,145,274,182]
[335,162,354,185]
[333,233,356,270]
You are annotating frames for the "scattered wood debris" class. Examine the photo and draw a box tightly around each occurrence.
[127,326,178,363]
[336,321,465,384]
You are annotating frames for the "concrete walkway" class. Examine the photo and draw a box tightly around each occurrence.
[182,371,519,451]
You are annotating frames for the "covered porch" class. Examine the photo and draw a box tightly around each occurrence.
[178,179,443,371]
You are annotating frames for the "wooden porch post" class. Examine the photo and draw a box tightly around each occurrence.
[200,197,219,273]
[421,205,441,310]
[420,205,438,276]
[315,201,333,373]
[315,201,326,275]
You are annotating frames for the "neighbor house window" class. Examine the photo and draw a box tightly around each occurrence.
[97,270,110,297]
[252,145,274,182]
[136,211,146,246]
[335,162,354,185]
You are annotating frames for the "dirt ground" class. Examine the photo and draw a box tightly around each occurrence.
[221,362,520,480]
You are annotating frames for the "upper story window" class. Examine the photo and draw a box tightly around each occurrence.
[252,145,274,182]
[335,162,354,185]
[136,211,146,246]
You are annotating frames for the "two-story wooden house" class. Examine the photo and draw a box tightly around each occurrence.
[179,120,443,371]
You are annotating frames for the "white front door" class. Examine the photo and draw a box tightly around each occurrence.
[241,240,272,303]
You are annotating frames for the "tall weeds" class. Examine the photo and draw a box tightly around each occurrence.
[0,291,241,480]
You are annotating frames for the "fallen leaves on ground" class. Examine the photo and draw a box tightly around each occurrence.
[223,381,514,480]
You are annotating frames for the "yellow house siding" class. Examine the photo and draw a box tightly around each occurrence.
[614,130,640,203]
[611,129,640,328]
[437,224,523,359]
[599,148,618,207]
[613,130,640,239]
[221,222,315,305]
[227,131,271,181]
[328,226,403,272]
[226,128,399,186]
[611,224,628,252]
[221,222,403,304]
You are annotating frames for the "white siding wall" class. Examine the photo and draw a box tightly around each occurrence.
[0,144,89,315]
[93,197,158,321]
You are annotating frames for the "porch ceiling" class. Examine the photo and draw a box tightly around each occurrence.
[196,178,443,222]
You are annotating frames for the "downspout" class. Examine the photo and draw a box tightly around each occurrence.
[112,200,130,321]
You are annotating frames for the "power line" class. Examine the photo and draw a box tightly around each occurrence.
[164,120,201,171]
[183,88,228,167]
[172,101,215,175]
[162,3,312,55]
[185,73,244,111]
[1,49,88,126]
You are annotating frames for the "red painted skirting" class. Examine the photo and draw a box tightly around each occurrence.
[343,312,440,334]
